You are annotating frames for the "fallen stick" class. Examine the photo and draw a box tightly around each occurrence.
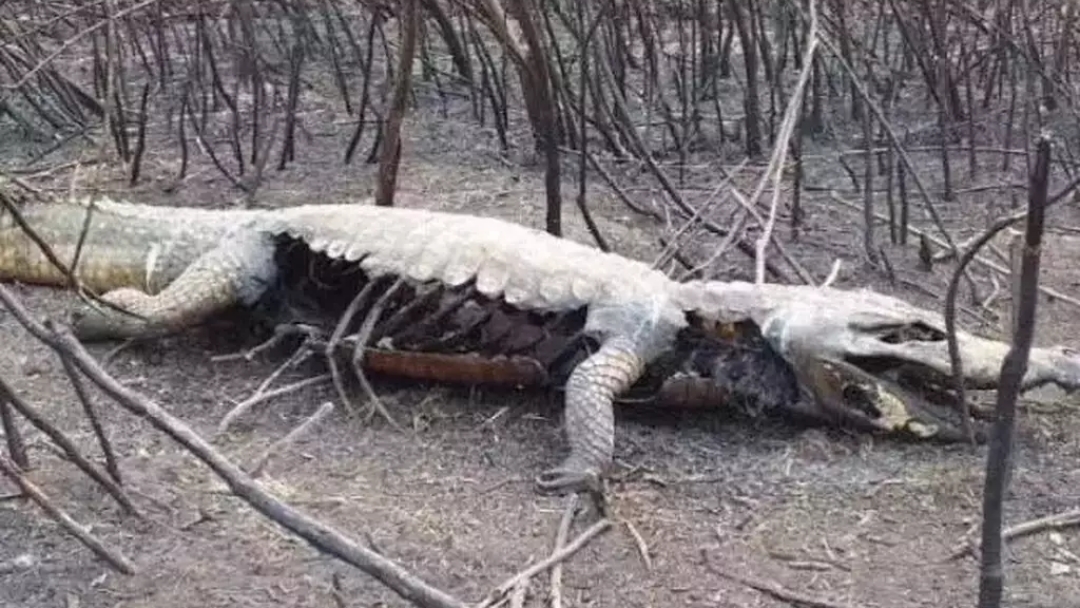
[548,495,578,608]
[0,374,139,516]
[57,350,123,484]
[623,519,652,571]
[219,374,331,435]
[49,322,468,608]
[0,451,135,574]
[949,508,1080,560]
[217,340,323,435]
[0,284,467,608]
[707,561,860,608]
[477,518,612,608]
[829,192,1080,309]
[247,401,335,478]
[0,390,28,469]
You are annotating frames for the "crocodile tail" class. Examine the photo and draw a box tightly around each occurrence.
[71,229,279,340]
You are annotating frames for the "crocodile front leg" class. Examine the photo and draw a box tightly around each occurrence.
[535,335,646,496]
[71,230,278,340]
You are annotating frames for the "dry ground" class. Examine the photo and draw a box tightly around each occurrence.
[2,80,1080,608]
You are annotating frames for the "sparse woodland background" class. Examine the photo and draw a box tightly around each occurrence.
[4,0,1078,268]
[2,1,1080,607]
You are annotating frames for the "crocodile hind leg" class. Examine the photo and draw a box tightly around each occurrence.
[535,335,646,496]
[71,230,279,341]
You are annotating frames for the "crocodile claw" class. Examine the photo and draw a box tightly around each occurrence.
[536,462,608,513]
[535,462,603,496]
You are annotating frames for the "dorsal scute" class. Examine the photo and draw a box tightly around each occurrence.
[263,203,687,326]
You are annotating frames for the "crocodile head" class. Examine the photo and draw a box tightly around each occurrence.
[671,279,1080,442]
[674,316,981,442]
[756,299,987,443]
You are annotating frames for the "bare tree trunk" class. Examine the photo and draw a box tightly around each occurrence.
[729,0,762,158]
[507,0,562,236]
[375,0,420,207]
[420,0,473,83]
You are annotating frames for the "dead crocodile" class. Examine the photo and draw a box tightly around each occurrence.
[3,192,1080,496]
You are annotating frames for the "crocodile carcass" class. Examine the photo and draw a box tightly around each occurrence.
[2,192,1079,496]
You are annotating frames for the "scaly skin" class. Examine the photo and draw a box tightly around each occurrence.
[0,198,253,294]
[71,228,280,340]
[535,336,646,495]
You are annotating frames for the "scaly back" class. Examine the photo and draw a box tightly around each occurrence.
[262,204,688,335]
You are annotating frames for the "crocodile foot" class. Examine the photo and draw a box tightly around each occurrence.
[536,461,608,513]
[536,460,603,496]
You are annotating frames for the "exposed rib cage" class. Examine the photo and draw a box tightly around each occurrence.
[266,239,799,413]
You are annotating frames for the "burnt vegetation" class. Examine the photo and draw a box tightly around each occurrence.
[2,1,1080,607]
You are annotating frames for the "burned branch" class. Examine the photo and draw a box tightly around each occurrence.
[0,451,135,575]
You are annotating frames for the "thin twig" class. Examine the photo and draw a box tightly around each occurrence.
[248,401,336,478]
[828,192,1080,308]
[0,182,145,321]
[622,519,652,571]
[0,0,165,105]
[57,350,122,484]
[944,214,1037,445]
[348,278,405,429]
[0,390,28,469]
[950,508,1080,560]
[211,323,320,363]
[0,451,135,574]
[548,494,578,608]
[707,562,860,608]
[754,0,818,284]
[0,293,467,608]
[477,518,612,608]
[326,280,383,416]
[651,159,747,271]
[218,340,319,435]
[978,135,1050,608]
[0,375,138,516]
[820,259,843,287]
